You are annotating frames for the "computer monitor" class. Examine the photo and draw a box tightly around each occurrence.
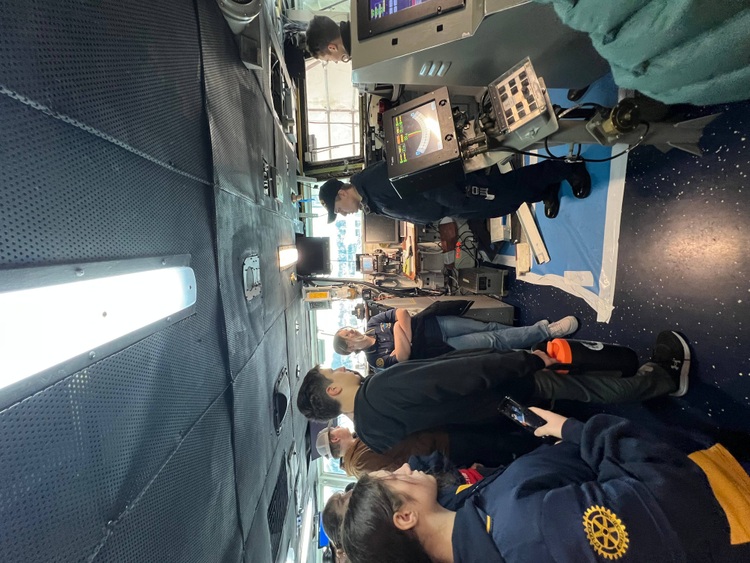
[295,235,331,276]
[394,100,444,162]
[382,87,463,192]
[357,0,465,39]
[356,254,377,274]
[363,214,400,244]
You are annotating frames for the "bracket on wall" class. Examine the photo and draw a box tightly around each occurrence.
[243,254,262,301]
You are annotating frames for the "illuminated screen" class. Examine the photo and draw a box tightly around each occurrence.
[393,100,443,165]
[370,0,429,20]
[360,255,375,273]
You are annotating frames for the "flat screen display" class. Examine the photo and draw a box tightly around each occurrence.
[369,0,429,20]
[358,0,464,39]
[393,100,443,165]
[359,255,375,273]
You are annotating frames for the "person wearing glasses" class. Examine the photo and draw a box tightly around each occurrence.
[305,15,351,64]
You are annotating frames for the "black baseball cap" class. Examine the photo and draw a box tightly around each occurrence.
[319,179,344,223]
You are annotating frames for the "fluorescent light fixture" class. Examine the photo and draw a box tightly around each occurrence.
[278,245,298,269]
[0,256,196,393]
[295,497,314,563]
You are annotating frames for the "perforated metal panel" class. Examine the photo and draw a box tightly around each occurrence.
[0,94,233,562]
[90,393,243,563]
[267,457,289,561]
[0,0,211,184]
[196,0,273,202]
[0,0,309,561]
[233,317,288,539]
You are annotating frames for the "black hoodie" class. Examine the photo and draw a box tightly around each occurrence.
[353,348,543,453]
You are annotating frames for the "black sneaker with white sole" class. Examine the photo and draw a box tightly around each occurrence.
[650,330,691,397]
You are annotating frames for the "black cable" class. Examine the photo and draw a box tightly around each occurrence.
[457,238,478,267]
[477,88,490,111]
[543,134,559,160]
[501,121,650,164]
[571,122,651,162]
[512,99,651,163]
[457,230,475,247]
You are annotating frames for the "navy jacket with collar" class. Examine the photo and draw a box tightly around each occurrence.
[363,309,398,370]
[349,160,453,225]
[349,159,576,225]
[364,301,474,369]
[451,414,748,563]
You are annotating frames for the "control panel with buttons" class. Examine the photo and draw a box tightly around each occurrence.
[488,58,547,135]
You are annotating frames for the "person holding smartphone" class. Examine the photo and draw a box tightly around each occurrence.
[341,409,750,563]
[297,331,691,455]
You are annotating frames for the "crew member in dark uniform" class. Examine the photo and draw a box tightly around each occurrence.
[319,158,591,222]
[305,15,351,63]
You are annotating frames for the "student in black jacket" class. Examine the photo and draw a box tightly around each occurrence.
[297,331,691,454]
[341,409,750,563]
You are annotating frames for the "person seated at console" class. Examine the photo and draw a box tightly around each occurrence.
[334,302,578,370]
[340,408,750,563]
[319,157,590,223]
[305,15,351,63]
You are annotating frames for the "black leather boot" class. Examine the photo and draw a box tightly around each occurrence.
[543,184,560,219]
[567,162,591,199]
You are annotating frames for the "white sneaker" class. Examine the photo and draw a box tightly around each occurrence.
[548,316,579,338]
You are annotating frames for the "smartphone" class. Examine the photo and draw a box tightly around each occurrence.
[498,397,547,432]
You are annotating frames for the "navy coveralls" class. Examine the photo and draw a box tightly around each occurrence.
[350,159,574,224]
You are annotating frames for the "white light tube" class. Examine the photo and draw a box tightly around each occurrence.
[279,246,299,269]
[0,266,196,389]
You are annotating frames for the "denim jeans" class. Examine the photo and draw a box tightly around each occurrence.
[435,316,550,351]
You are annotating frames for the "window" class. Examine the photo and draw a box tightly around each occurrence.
[307,187,369,372]
[305,59,361,162]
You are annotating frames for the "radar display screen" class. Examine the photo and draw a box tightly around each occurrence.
[369,0,429,20]
[393,100,443,165]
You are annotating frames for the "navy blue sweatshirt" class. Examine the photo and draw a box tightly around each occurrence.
[451,414,749,563]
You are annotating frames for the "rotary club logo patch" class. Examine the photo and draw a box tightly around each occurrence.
[582,505,629,560]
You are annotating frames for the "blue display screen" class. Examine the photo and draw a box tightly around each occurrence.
[369,0,429,20]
